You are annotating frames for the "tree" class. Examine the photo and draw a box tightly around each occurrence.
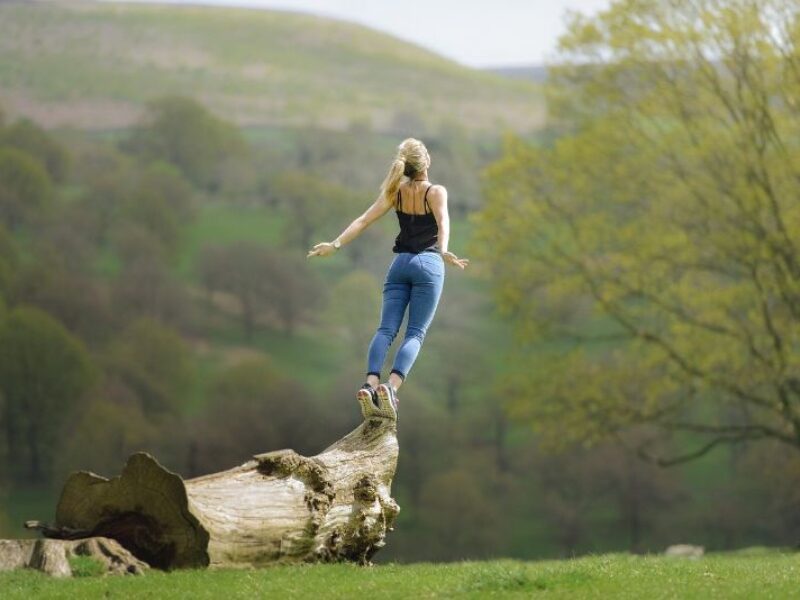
[197,242,321,339]
[269,170,353,251]
[54,380,160,483]
[73,147,134,246]
[0,147,52,230]
[104,318,194,417]
[473,0,800,464]
[121,162,194,257]
[0,223,18,299]
[122,96,248,192]
[324,270,381,357]
[196,242,273,340]
[426,122,482,216]
[418,468,500,560]
[13,258,111,343]
[0,306,96,483]
[189,357,327,473]
[264,251,322,335]
[77,156,193,257]
[1,119,69,182]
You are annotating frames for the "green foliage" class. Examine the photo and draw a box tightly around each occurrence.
[269,170,358,250]
[324,270,381,357]
[75,147,135,247]
[0,223,17,299]
[105,318,194,416]
[474,0,800,462]
[197,242,322,338]
[52,375,167,482]
[121,161,194,257]
[1,119,69,182]
[123,96,248,192]
[0,146,52,230]
[192,357,327,470]
[0,306,96,483]
[419,468,501,559]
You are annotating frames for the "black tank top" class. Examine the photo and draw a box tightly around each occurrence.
[392,184,439,254]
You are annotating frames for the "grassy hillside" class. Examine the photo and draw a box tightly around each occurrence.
[0,1,544,132]
[2,553,798,599]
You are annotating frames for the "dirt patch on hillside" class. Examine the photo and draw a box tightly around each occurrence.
[0,90,143,129]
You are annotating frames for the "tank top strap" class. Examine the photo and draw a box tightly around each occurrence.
[396,188,401,210]
[423,184,433,214]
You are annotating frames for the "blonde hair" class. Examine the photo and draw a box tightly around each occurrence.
[379,138,431,203]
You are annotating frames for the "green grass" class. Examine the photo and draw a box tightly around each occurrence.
[67,556,106,578]
[176,203,287,278]
[0,1,544,133]
[1,554,799,599]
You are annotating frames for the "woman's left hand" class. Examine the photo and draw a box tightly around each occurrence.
[307,242,337,258]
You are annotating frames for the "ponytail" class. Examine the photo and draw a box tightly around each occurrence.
[380,157,406,204]
[380,138,430,203]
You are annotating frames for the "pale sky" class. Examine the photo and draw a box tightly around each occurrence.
[105,0,612,67]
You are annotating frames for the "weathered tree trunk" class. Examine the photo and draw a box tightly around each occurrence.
[13,399,399,574]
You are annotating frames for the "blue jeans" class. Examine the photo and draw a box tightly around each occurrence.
[366,251,445,381]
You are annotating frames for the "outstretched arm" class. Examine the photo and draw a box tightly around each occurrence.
[428,185,469,269]
[307,194,393,258]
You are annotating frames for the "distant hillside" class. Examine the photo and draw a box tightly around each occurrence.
[0,1,545,133]
[487,65,549,84]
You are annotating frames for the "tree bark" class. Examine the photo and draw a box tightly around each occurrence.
[17,399,399,572]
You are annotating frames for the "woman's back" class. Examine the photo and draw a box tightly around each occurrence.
[396,181,435,215]
[393,181,439,254]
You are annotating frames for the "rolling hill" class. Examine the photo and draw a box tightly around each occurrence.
[0,1,545,133]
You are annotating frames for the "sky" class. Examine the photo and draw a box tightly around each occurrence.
[105,0,612,67]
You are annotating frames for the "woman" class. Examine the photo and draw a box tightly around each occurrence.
[307,138,469,419]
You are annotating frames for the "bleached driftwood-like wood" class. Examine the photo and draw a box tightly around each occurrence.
[22,398,400,570]
[0,536,149,576]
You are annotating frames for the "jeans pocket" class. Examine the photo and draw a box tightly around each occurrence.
[418,253,444,277]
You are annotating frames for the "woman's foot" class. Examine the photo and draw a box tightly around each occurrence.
[376,383,399,420]
[357,383,379,419]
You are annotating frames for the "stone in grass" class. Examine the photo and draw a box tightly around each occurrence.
[664,544,705,558]
[0,536,150,577]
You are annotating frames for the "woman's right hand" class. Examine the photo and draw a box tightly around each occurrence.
[307,242,337,258]
[443,251,469,270]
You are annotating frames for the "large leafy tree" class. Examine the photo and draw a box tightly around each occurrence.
[123,96,247,192]
[474,0,800,464]
[0,307,96,483]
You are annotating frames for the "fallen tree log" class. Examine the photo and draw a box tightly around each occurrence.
[18,396,400,572]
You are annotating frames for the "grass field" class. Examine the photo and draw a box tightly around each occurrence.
[2,553,798,599]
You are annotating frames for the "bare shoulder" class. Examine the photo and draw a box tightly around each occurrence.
[427,184,448,203]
